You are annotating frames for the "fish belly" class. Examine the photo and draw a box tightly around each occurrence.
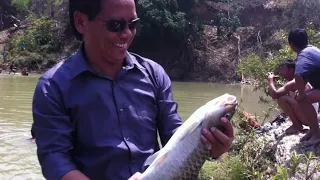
[140,126,210,180]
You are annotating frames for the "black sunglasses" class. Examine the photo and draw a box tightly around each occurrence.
[98,18,140,33]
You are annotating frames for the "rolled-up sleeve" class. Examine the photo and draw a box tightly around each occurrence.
[32,77,77,180]
[155,66,183,146]
[294,55,313,80]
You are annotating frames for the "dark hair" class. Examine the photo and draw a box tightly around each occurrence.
[280,59,296,71]
[69,0,102,40]
[288,28,309,50]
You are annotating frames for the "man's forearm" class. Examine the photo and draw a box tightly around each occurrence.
[268,80,279,99]
[295,75,307,95]
[268,80,277,93]
[61,170,90,180]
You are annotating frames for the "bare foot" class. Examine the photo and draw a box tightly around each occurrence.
[285,125,303,135]
[308,132,320,142]
[300,131,313,142]
[300,129,309,133]
[302,133,320,146]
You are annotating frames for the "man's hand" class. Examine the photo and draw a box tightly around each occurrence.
[201,117,234,159]
[267,72,283,99]
[294,75,308,103]
[128,172,142,180]
[296,92,307,102]
[267,72,279,81]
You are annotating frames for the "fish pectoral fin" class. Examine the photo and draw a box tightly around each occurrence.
[143,151,168,168]
[178,115,205,142]
[153,152,168,167]
[143,150,161,167]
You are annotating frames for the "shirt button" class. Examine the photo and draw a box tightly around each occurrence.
[119,109,123,113]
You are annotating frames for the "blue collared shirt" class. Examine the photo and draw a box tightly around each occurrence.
[32,46,183,180]
[294,45,320,89]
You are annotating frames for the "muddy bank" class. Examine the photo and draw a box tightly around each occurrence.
[256,120,320,179]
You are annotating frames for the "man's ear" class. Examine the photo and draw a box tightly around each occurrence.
[289,43,298,52]
[73,11,87,36]
[290,68,295,75]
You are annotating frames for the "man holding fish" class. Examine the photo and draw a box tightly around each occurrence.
[31,0,235,179]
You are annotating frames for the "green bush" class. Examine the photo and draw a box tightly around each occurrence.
[135,0,203,43]
[236,24,320,97]
[199,155,249,180]
[6,16,65,70]
[8,17,61,54]
[11,0,29,13]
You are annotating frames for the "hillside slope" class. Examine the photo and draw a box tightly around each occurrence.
[1,0,319,82]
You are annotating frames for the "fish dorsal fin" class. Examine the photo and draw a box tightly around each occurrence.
[174,106,208,142]
[175,99,223,142]
[143,150,162,167]
[178,118,203,142]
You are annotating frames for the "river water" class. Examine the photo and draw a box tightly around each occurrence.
[0,75,278,179]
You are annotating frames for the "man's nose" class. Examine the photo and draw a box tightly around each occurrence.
[119,26,133,39]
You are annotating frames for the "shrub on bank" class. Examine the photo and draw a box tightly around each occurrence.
[6,16,65,71]
[211,24,320,177]
[237,24,320,98]
[198,108,320,180]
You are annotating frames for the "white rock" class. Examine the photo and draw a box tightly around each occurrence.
[257,120,320,179]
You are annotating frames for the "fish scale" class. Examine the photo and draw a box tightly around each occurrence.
[177,127,211,179]
[140,123,213,180]
[138,93,238,180]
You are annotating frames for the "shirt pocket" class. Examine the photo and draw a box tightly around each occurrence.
[135,104,158,125]
[133,88,159,128]
[128,104,158,147]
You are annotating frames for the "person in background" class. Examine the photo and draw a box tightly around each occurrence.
[288,28,320,142]
[30,128,35,143]
[268,59,318,135]
[9,61,16,74]
[31,0,235,179]
[2,46,7,63]
[22,67,29,76]
[19,42,25,50]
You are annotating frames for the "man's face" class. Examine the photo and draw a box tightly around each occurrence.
[78,0,137,65]
[279,65,293,80]
[289,43,298,53]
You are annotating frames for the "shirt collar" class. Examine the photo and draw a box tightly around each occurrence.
[70,44,144,79]
[297,44,312,55]
[70,44,91,79]
[124,52,145,70]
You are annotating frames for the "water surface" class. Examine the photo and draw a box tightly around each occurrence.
[0,75,277,179]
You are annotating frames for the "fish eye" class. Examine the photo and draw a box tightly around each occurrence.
[224,113,231,119]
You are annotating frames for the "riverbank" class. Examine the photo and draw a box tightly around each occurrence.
[0,70,40,76]
[199,116,320,179]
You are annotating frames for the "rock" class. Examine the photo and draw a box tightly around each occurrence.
[256,120,320,179]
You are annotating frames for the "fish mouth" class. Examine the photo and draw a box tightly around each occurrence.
[224,100,238,110]
[223,101,238,120]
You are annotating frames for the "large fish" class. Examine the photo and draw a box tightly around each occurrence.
[138,93,238,180]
